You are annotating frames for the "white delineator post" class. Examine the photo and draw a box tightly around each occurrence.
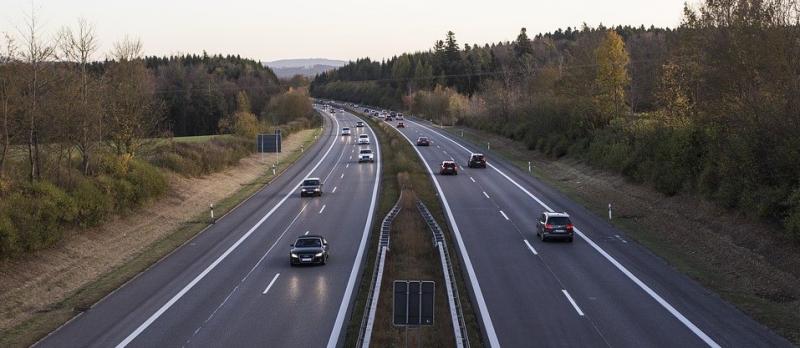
[608,203,612,221]
[528,161,532,173]
[210,203,215,224]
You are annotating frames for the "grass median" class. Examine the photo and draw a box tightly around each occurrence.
[343,110,483,347]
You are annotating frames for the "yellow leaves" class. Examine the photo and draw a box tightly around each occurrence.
[593,30,631,128]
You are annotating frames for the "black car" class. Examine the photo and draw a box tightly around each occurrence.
[467,153,486,168]
[290,235,329,265]
[440,161,458,175]
[416,137,430,146]
[537,212,574,242]
[299,177,323,197]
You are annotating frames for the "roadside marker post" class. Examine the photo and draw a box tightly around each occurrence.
[487,142,490,150]
[608,203,612,221]
[528,161,532,173]
[272,163,277,176]
[210,203,215,224]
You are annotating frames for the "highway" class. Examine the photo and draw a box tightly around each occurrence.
[36,108,381,348]
[375,113,791,348]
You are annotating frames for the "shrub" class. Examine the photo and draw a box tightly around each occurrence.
[0,211,18,257]
[8,181,77,252]
[71,178,114,227]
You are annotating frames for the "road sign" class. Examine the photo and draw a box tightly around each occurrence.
[393,280,435,326]
[257,130,282,153]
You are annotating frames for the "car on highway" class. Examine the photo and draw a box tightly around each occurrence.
[356,121,364,128]
[289,235,329,266]
[299,177,323,197]
[341,127,351,136]
[440,160,458,175]
[536,212,574,242]
[390,111,397,117]
[385,116,393,121]
[358,148,375,162]
[467,153,487,168]
[416,137,430,146]
[397,113,404,120]
[397,121,405,128]
[358,134,370,145]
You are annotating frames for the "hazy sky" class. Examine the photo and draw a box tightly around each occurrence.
[1,0,690,62]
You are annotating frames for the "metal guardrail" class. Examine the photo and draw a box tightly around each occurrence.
[356,193,403,348]
[417,200,470,348]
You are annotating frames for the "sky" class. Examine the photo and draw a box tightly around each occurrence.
[1,0,690,63]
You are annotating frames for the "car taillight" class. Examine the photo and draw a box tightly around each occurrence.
[566,223,574,230]
[545,224,553,230]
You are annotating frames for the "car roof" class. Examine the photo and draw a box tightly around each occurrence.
[304,177,321,181]
[359,134,368,137]
[297,234,325,239]
[442,160,455,164]
[543,212,570,217]
[471,153,484,156]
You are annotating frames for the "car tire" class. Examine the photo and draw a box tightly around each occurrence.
[568,237,574,243]
[540,233,547,242]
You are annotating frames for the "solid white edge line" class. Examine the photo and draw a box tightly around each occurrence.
[562,289,585,316]
[523,239,538,255]
[394,120,500,348]
[326,113,382,348]
[262,273,281,295]
[115,111,341,348]
[409,119,721,348]
[499,210,509,221]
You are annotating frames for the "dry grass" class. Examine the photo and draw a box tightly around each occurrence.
[0,128,319,346]
[446,124,800,344]
[370,188,455,348]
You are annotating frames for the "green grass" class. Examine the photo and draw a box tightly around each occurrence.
[343,109,483,347]
[0,128,321,348]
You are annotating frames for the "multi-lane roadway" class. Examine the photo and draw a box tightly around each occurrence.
[33,102,792,348]
[36,108,380,348]
[384,113,791,348]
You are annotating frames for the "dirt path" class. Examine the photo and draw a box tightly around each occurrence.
[0,129,315,331]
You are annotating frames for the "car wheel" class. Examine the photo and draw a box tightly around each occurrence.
[540,233,547,242]
[568,237,574,243]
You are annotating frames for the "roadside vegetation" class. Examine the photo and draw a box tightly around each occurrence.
[311,0,800,242]
[344,109,482,347]
[0,10,318,258]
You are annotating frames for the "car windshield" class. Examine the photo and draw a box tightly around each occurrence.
[443,162,455,168]
[419,137,428,141]
[360,149,372,154]
[360,135,368,138]
[342,128,349,131]
[472,155,484,160]
[295,238,321,248]
[302,179,320,186]
[548,217,571,225]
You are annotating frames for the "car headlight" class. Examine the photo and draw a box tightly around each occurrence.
[291,253,299,258]
[315,252,324,257]
[314,188,320,191]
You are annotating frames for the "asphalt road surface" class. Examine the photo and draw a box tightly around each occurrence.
[36,108,381,348]
[378,113,790,348]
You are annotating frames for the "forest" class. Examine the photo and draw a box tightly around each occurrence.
[311,0,800,239]
[0,16,315,257]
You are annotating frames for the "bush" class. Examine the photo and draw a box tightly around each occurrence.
[7,181,77,252]
[0,211,18,256]
[71,178,114,227]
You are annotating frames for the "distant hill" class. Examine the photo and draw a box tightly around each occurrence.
[264,59,347,78]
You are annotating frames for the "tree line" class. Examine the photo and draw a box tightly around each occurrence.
[311,0,800,239]
[0,11,315,257]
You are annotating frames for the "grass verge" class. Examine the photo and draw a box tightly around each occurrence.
[343,110,483,347]
[440,123,800,345]
[0,128,322,348]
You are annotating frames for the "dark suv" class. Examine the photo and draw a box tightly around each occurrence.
[467,153,486,168]
[299,178,322,197]
[290,235,329,265]
[416,137,430,146]
[440,161,458,175]
[536,212,574,242]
